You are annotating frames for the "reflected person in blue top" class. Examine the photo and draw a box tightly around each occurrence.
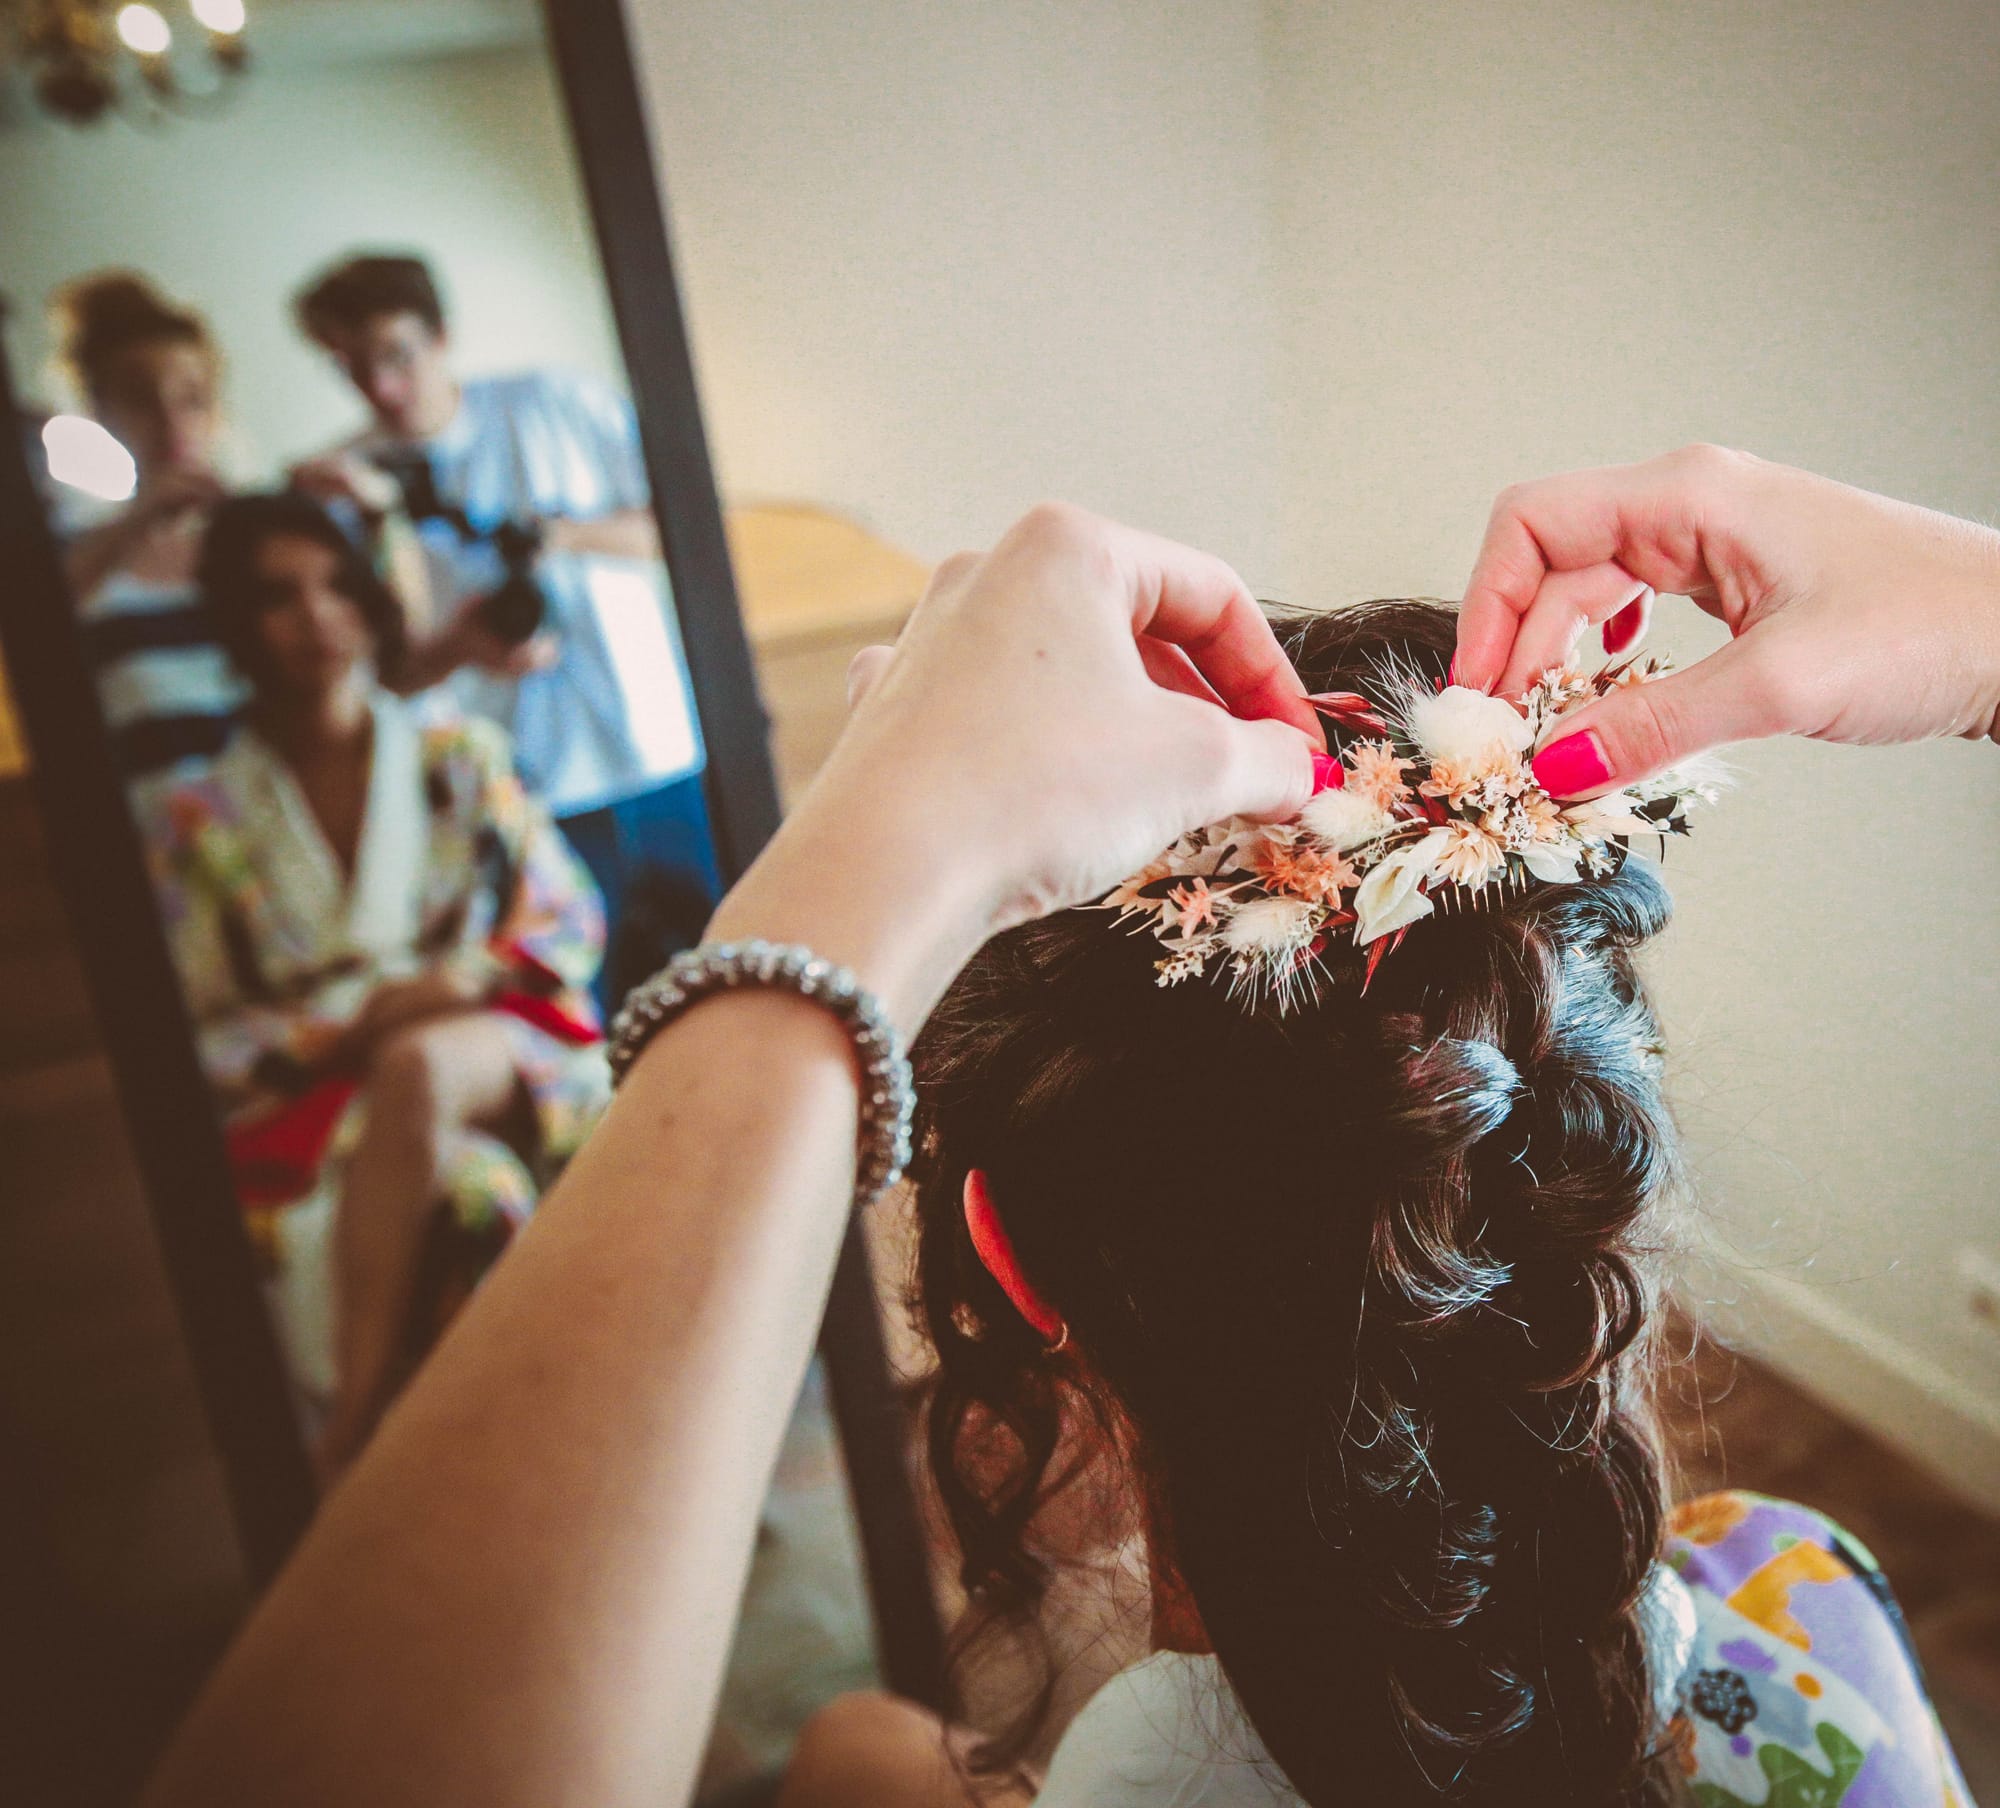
[290,252,717,1001]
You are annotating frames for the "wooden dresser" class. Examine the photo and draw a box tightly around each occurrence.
[726,503,929,803]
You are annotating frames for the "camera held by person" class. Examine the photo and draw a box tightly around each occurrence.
[371,445,548,648]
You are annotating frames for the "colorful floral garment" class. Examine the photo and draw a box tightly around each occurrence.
[1034,1490,1975,1806]
[1666,1491,1975,1807]
[136,693,612,1396]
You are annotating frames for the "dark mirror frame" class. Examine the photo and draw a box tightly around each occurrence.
[0,0,942,1710]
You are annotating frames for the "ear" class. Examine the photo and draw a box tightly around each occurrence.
[963,1168,1063,1341]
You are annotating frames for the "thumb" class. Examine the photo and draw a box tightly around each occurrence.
[1186,708,1318,825]
[1530,636,1778,798]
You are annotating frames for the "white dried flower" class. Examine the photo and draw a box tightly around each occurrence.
[1352,826,1454,945]
[1300,786,1396,852]
[1519,842,1585,883]
[1155,946,1211,987]
[1561,792,1656,842]
[1431,820,1508,888]
[1406,685,1533,770]
[1221,894,1318,958]
[1632,752,1730,806]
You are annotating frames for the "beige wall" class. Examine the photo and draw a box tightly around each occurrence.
[629,0,1283,586]
[0,45,621,478]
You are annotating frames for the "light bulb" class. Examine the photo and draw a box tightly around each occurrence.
[41,417,139,503]
[115,3,173,55]
[191,0,246,35]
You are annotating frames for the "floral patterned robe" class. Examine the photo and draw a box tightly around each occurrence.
[138,692,612,1399]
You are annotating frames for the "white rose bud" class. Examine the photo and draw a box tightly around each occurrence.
[1352,827,1454,945]
[1406,685,1533,770]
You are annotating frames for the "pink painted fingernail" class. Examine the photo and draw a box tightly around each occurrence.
[1531,730,1612,798]
[1447,654,1460,687]
[1310,752,1343,794]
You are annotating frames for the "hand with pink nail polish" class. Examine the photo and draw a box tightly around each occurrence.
[1452,446,2000,798]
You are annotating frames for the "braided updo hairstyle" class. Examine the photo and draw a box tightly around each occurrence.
[909,601,1685,1805]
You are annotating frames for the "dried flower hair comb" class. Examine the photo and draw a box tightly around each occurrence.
[1102,655,1723,1010]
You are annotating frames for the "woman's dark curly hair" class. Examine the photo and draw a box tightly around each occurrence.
[909,601,1684,1805]
[199,490,407,693]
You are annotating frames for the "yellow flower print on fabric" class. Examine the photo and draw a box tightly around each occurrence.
[1669,1492,1753,1547]
[1727,1541,1850,1651]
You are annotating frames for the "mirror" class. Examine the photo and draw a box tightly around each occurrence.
[0,2,920,1793]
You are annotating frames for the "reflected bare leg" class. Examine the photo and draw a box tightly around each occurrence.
[316,1012,528,1481]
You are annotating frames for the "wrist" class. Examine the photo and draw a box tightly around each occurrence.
[704,784,1000,1037]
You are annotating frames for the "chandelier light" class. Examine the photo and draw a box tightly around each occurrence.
[13,0,251,123]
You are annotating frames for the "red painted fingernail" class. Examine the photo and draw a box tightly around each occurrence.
[1603,601,1642,655]
[1531,730,1612,798]
[1447,655,1460,687]
[1310,752,1343,794]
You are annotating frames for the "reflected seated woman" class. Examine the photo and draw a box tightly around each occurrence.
[139,492,611,1478]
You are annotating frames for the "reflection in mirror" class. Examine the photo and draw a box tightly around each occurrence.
[0,5,878,1791]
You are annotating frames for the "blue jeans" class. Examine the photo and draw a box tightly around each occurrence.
[558,772,721,1010]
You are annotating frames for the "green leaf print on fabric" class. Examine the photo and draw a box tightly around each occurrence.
[1693,1723,1866,1808]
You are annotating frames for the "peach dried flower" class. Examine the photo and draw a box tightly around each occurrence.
[1346,739,1412,808]
[1431,820,1508,888]
[1168,878,1221,932]
[1254,836,1359,905]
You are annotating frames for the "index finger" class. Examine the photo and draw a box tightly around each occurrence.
[1453,451,1731,693]
[1099,516,1324,744]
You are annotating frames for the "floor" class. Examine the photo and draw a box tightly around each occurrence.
[697,1364,879,1804]
[0,779,252,1807]
[1659,1319,2000,1799]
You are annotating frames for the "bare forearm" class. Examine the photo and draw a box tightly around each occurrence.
[137,499,1312,1808]
[144,1001,855,1805]
[141,808,987,1808]
[386,621,469,694]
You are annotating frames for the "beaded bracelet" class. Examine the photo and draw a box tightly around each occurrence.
[606,939,915,1208]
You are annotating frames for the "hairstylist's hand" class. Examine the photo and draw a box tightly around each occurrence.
[1452,446,2000,798]
[709,503,1323,1026]
[289,452,400,521]
[839,503,1322,919]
